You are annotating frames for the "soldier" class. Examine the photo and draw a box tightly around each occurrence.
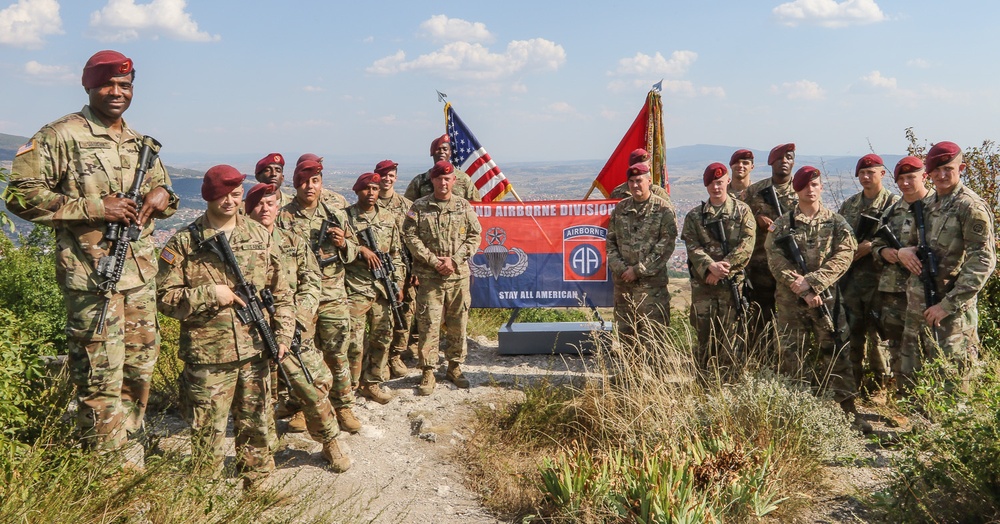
[253,153,294,208]
[607,163,678,347]
[156,165,293,486]
[837,154,899,396]
[765,166,867,431]
[344,172,405,404]
[375,159,417,377]
[745,143,798,350]
[3,50,179,455]
[402,160,482,396]
[244,183,350,471]
[728,149,754,201]
[608,148,673,204]
[682,163,755,375]
[896,141,996,393]
[277,160,363,433]
[404,134,482,202]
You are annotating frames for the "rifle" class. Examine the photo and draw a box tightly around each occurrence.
[288,323,314,384]
[704,218,749,320]
[774,222,845,347]
[95,136,161,334]
[855,213,883,243]
[314,205,343,268]
[760,184,785,216]
[357,226,408,330]
[872,221,903,250]
[913,199,941,342]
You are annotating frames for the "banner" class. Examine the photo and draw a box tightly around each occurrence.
[469,200,618,308]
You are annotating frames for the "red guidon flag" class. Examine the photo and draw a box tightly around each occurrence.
[446,102,513,202]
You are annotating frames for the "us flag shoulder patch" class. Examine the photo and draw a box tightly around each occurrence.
[15,140,34,156]
[406,210,417,219]
[160,246,178,265]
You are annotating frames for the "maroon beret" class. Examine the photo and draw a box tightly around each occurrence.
[627,163,650,178]
[855,154,884,176]
[82,50,133,89]
[353,172,382,192]
[767,143,795,166]
[893,156,925,180]
[293,160,322,187]
[202,165,246,202]
[430,160,455,178]
[374,159,398,174]
[925,141,962,173]
[730,149,754,165]
[245,183,277,214]
[430,134,451,155]
[629,148,650,165]
[254,153,284,175]
[703,162,728,186]
[297,153,323,166]
[792,165,821,192]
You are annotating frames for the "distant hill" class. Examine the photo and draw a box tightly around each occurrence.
[0,132,29,160]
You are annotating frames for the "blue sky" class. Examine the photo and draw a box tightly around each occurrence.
[1,0,997,171]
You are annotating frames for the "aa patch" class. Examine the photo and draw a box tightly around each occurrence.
[15,140,34,156]
[971,219,988,239]
[159,246,178,265]
[563,226,608,282]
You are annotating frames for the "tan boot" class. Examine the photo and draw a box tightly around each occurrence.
[287,411,307,433]
[417,369,436,396]
[274,399,297,420]
[359,382,393,405]
[446,363,470,388]
[322,439,351,473]
[335,407,362,433]
[388,355,409,378]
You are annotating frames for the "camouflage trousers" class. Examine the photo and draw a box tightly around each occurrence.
[415,278,470,370]
[688,289,747,377]
[898,283,979,393]
[613,279,670,349]
[180,356,273,482]
[64,278,159,451]
[268,343,339,445]
[315,299,354,408]
[842,277,888,391]
[389,278,418,357]
[878,291,907,379]
[774,295,855,403]
[347,291,394,384]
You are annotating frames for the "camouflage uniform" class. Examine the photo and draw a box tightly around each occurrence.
[277,199,359,405]
[607,194,678,346]
[404,168,481,202]
[156,214,294,481]
[744,178,798,345]
[682,198,755,372]
[379,191,418,358]
[899,182,996,389]
[402,195,482,370]
[4,106,177,451]
[344,204,404,385]
[838,187,899,390]
[766,206,857,402]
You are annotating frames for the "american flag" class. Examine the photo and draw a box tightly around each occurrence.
[445,103,512,202]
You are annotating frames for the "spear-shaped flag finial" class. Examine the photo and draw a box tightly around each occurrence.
[651,79,663,93]
[436,90,448,103]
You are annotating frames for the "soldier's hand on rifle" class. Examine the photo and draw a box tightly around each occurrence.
[853,240,873,261]
[803,292,823,309]
[103,194,139,224]
[359,246,382,269]
[137,186,171,226]
[327,226,347,248]
[897,247,923,275]
[621,266,638,282]
[277,343,288,360]
[215,285,245,307]
[789,272,811,295]
[923,304,947,328]
[396,289,404,303]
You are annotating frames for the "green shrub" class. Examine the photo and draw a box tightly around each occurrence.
[0,308,53,445]
[150,314,183,412]
[0,231,65,349]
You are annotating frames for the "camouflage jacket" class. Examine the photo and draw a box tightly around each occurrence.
[837,187,899,286]
[378,191,413,229]
[682,197,755,287]
[273,226,321,337]
[344,203,404,299]
[607,194,678,284]
[155,214,294,365]
[4,106,178,292]
[766,205,857,304]
[871,195,929,294]
[745,177,798,271]
[403,168,481,202]
[276,199,358,304]
[402,195,482,283]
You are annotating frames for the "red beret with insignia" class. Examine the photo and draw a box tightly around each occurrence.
[353,172,382,192]
[202,165,246,202]
[792,165,821,192]
[893,156,925,180]
[430,160,455,179]
[244,183,277,214]
[254,153,284,175]
[768,143,795,166]
[629,148,650,165]
[374,159,398,174]
[293,160,322,187]
[703,162,728,186]
[855,153,884,176]
[730,149,754,165]
[925,141,962,173]
[297,153,323,166]
[82,50,133,89]
[627,163,650,178]
[430,134,451,156]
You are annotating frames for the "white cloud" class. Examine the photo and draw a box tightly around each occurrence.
[773,0,886,28]
[860,70,896,89]
[419,14,493,44]
[302,85,325,93]
[362,35,374,43]
[907,58,930,69]
[367,38,565,81]
[23,59,74,83]
[89,0,220,43]
[772,80,826,100]
[611,51,698,77]
[0,0,62,49]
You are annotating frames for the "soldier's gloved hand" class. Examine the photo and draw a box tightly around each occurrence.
[103,194,139,224]
[215,285,245,307]
[137,186,170,225]
[360,246,382,269]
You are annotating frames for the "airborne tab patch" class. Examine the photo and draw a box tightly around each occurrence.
[15,140,34,156]
[160,246,178,265]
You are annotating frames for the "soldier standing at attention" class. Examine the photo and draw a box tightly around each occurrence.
[682,163,755,375]
[156,165,293,487]
[403,161,482,396]
[837,154,899,396]
[252,153,294,208]
[609,148,673,205]
[276,160,363,433]
[728,149,754,201]
[4,50,179,456]
[376,159,417,377]
[404,135,482,202]
[765,166,867,431]
[896,141,996,393]
[607,163,678,347]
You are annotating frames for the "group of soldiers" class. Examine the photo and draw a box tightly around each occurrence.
[610,141,996,432]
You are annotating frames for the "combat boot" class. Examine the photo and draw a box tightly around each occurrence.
[322,439,351,473]
[287,411,307,433]
[840,398,873,434]
[359,382,393,405]
[274,400,297,420]
[446,362,470,389]
[388,355,409,378]
[417,369,436,396]
[335,407,362,433]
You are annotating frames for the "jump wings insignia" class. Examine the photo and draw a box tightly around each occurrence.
[470,227,528,280]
